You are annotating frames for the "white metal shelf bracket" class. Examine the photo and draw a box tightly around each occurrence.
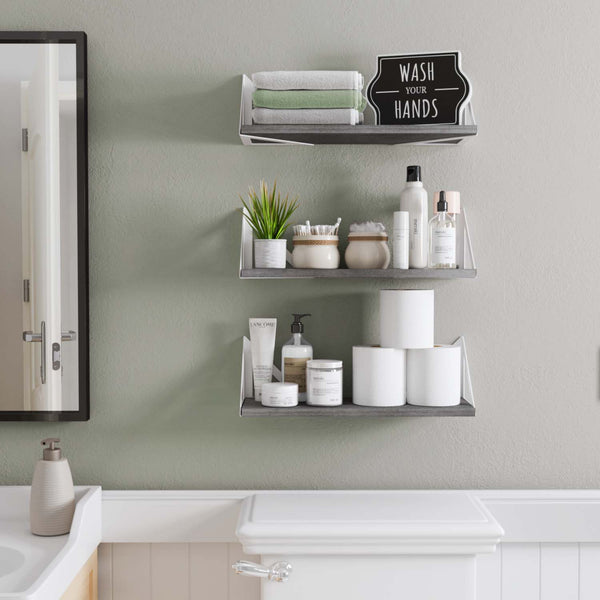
[239,75,313,146]
[240,336,281,415]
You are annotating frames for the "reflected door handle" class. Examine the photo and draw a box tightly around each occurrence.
[23,321,46,384]
[23,331,42,342]
[61,330,76,342]
[232,560,292,582]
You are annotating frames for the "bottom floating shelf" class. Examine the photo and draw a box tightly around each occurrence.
[241,397,475,417]
[240,268,477,280]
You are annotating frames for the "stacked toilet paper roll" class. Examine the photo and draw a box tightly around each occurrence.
[379,290,434,349]
[352,346,406,407]
[376,289,461,407]
[406,345,461,406]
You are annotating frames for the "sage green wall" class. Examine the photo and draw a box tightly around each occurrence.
[2,0,599,489]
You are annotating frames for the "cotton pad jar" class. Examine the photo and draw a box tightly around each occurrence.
[345,222,390,269]
[261,382,299,407]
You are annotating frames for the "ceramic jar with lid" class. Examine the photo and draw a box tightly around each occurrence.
[292,235,340,269]
[345,231,390,269]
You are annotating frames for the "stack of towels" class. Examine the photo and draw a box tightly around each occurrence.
[251,71,366,125]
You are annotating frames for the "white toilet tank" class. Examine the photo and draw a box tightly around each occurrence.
[235,491,503,600]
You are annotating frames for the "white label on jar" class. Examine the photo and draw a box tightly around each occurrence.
[431,228,456,264]
[262,392,296,407]
[307,369,343,406]
[393,228,409,269]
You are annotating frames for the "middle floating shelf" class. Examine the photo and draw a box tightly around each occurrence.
[241,397,475,417]
[239,210,477,279]
[240,267,477,280]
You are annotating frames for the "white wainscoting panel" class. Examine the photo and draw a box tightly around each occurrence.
[579,544,600,599]
[476,542,600,600]
[540,544,579,600]
[99,543,260,600]
[102,541,600,600]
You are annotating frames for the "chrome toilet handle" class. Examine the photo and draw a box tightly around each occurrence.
[232,560,292,583]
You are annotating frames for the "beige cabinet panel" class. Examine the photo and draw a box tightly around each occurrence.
[61,549,98,600]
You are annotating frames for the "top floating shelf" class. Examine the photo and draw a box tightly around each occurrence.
[239,75,478,146]
[240,124,477,146]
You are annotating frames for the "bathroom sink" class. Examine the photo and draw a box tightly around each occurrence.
[0,548,25,578]
[0,486,101,599]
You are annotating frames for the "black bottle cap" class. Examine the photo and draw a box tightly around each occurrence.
[407,165,421,182]
[291,313,311,333]
[437,190,448,212]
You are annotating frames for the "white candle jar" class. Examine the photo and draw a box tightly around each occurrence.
[307,359,343,406]
[292,235,340,269]
[345,232,390,269]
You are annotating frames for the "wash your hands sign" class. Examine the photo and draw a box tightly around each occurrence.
[367,52,471,125]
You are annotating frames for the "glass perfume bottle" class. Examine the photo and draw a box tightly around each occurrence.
[428,191,456,269]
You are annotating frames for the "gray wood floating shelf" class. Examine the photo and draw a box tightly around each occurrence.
[240,267,477,280]
[240,337,476,418]
[239,75,478,146]
[240,124,477,146]
[241,398,475,417]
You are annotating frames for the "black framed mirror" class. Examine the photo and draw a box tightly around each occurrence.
[0,31,88,420]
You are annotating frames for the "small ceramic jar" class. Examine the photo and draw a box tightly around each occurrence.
[292,235,340,269]
[345,232,390,269]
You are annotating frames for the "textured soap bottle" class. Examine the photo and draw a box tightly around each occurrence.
[30,438,75,536]
[281,314,313,402]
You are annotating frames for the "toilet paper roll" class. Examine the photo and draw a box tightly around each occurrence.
[406,346,461,406]
[352,346,406,407]
[379,289,434,349]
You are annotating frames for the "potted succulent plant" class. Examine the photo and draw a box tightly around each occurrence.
[240,181,298,269]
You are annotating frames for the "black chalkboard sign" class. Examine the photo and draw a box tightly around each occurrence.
[367,52,471,125]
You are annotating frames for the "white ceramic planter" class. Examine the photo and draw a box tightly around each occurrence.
[254,239,287,269]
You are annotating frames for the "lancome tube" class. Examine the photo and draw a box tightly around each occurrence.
[249,318,277,401]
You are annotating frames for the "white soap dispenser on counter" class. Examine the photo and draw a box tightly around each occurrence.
[30,438,75,536]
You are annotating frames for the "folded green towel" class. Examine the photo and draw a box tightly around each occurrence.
[253,89,367,112]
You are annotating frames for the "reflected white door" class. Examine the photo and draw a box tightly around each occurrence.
[21,45,61,411]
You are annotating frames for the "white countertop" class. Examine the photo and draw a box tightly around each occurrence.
[0,486,101,600]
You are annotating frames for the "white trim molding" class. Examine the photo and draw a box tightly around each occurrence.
[477,490,600,543]
[101,490,600,544]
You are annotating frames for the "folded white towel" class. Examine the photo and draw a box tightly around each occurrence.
[252,108,363,125]
[252,71,364,91]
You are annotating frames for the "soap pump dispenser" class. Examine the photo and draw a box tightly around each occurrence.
[281,314,313,403]
[30,438,75,536]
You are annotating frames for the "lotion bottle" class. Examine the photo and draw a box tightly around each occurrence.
[399,165,428,268]
[281,314,312,403]
[30,438,75,536]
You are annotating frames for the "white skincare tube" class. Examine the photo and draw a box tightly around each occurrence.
[249,318,277,401]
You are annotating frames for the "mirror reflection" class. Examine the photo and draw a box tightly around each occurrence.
[0,42,79,412]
